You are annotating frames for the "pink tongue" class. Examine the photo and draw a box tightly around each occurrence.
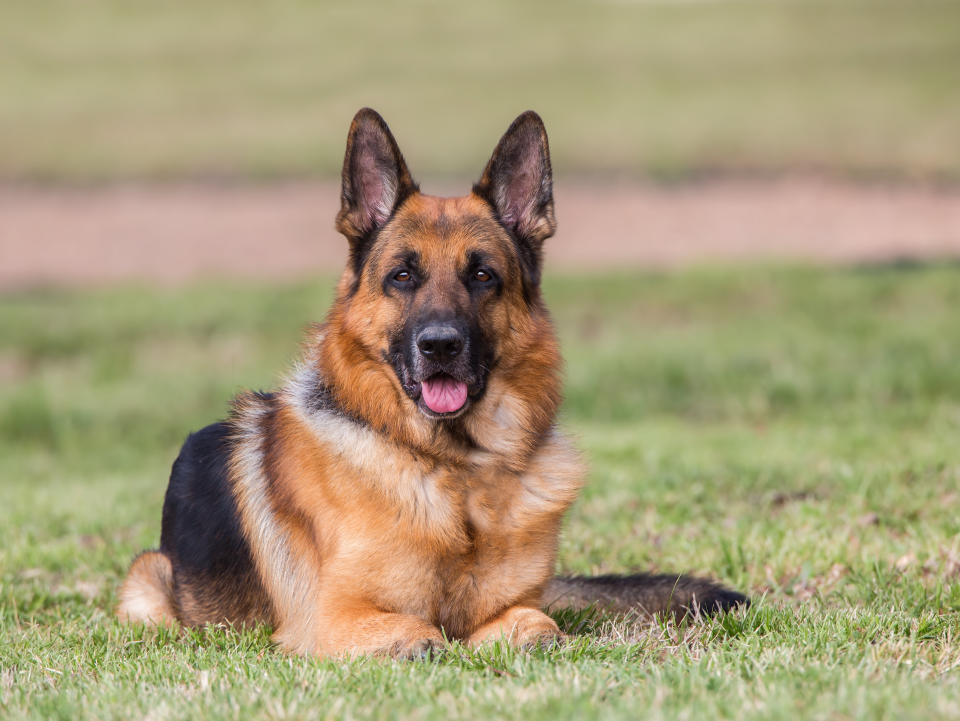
[421,375,468,414]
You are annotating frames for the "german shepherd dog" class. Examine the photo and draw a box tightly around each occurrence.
[117,109,747,657]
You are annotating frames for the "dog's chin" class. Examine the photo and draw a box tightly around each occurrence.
[415,397,471,421]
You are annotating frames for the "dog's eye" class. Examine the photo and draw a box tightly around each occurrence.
[385,267,418,292]
[474,270,492,283]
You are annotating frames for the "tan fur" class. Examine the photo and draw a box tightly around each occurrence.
[116,551,177,627]
[207,187,582,657]
[117,110,745,658]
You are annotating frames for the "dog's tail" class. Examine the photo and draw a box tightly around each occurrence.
[116,550,178,627]
[544,573,748,618]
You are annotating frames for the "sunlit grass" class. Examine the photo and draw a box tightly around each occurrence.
[1,264,959,720]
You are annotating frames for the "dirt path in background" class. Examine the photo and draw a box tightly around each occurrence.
[2,178,960,289]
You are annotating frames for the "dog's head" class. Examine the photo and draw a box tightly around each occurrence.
[324,108,558,430]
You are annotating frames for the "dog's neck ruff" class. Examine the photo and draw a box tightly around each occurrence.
[282,358,550,472]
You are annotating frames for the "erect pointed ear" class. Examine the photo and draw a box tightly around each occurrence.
[336,108,418,267]
[473,111,555,287]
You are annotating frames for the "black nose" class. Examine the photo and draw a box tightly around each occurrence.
[416,326,464,363]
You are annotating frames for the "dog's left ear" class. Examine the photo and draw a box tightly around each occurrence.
[474,111,556,288]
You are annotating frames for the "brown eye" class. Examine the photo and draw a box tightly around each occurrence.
[475,270,491,283]
[394,270,412,283]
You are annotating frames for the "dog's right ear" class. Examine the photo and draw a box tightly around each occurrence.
[336,108,418,269]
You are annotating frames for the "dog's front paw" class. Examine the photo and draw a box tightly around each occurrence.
[512,610,565,649]
[469,606,564,649]
[391,633,446,660]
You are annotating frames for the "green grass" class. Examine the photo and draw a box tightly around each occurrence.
[2,265,960,720]
[2,0,959,181]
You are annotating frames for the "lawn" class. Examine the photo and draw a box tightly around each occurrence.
[2,0,959,181]
[1,265,959,720]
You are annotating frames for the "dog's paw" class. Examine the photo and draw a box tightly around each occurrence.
[469,606,565,649]
[512,611,564,649]
[518,627,568,651]
[390,634,446,660]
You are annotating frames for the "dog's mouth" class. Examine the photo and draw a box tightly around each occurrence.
[390,344,490,420]
[419,373,469,416]
[396,364,480,420]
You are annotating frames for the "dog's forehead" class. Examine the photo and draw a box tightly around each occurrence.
[380,194,512,266]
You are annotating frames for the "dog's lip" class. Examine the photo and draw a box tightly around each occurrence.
[416,396,470,419]
[407,368,477,392]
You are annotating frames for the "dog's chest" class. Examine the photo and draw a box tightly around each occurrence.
[370,456,575,637]
[298,400,584,634]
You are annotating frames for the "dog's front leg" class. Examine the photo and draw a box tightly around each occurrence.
[468,605,564,649]
[312,600,445,659]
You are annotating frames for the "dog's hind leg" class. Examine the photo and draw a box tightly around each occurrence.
[116,550,177,627]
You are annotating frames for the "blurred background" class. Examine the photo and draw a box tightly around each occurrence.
[2,0,959,285]
[3,4,960,716]
[2,1,959,510]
